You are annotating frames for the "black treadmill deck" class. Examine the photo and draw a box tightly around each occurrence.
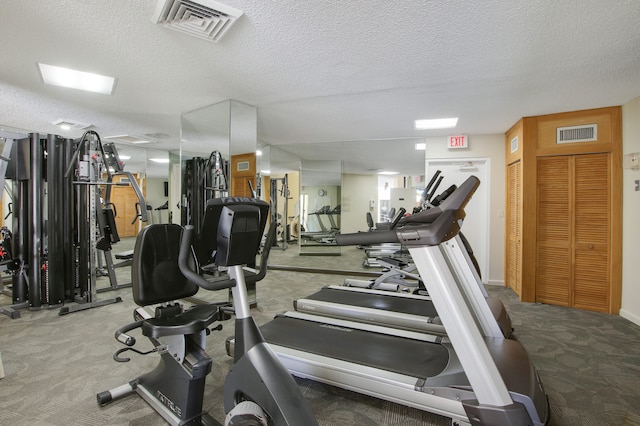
[260,315,449,379]
[302,287,439,318]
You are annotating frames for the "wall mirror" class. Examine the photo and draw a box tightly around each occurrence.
[299,159,342,256]
[179,100,257,229]
[266,145,300,252]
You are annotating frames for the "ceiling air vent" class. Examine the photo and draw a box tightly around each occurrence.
[152,0,243,42]
[556,124,598,144]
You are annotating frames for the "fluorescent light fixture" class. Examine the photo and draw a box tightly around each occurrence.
[104,135,151,144]
[52,119,92,130]
[150,158,170,164]
[38,63,116,94]
[118,155,131,160]
[415,143,426,150]
[261,169,271,174]
[378,171,399,175]
[256,150,262,156]
[415,117,458,130]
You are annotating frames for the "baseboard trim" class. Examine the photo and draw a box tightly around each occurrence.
[620,308,640,327]
[486,279,505,286]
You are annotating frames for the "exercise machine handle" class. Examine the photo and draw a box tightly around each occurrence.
[114,320,143,346]
[131,202,141,225]
[390,207,406,229]
[178,225,236,291]
[335,229,399,246]
[105,202,117,218]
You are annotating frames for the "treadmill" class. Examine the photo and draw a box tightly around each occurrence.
[294,187,513,338]
[294,234,512,338]
[258,176,549,426]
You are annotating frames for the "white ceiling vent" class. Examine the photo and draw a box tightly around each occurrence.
[556,124,598,144]
[152,0,243,42]
[52,119,92,130]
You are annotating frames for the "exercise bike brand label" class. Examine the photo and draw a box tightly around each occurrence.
[156,390,182,417]
[448,135,468,149]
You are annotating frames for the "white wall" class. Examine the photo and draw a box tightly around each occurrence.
[342,173,378,233]
[621,96,640,326]
[423,134,506,285]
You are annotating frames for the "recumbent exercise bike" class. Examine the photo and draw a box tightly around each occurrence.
[96,197,317,425]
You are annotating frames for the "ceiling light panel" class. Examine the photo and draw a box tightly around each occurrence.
[415,117,458,130]
[52,119,92,130]
[153,0,243,42]
[104,135,152,144]
[38,63,115,94]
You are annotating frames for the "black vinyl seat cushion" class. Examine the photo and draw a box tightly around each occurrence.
[142,304,222,339]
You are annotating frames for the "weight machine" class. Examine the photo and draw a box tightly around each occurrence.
[269,174,292,250]
[0,132,147,318]
[180,151,228,236]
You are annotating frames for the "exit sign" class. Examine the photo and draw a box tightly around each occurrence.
[448,135,468,149]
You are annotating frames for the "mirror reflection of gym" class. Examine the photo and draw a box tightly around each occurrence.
[299,159,342,256]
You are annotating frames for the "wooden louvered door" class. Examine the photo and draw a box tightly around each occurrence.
[573,154,610,311]
[536,157,571,305]
[506,161,522,295]
[536,153,611,312]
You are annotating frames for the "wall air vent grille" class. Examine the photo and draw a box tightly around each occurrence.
[152,0,243,42]
[556,124,598,144]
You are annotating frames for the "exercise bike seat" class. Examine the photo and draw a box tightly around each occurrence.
[142,304,222,339]
[131,223,225,339]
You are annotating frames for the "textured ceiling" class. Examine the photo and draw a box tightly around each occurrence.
[1,0,639,177]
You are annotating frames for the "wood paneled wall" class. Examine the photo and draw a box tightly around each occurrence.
[505,106,622,314]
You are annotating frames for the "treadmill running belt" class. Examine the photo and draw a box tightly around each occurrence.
[305,287,439,318]
[261,315,449,379]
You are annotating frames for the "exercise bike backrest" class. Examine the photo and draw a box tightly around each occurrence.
[196,197,269,266]
[179,198,270,292]
[131,223,200,306]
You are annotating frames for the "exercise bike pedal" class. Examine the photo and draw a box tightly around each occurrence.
[225,401,268,426]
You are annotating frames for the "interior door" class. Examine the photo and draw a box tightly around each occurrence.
[573,153,610,312]
[536,153,611,312]
[107,175,144,237]
[506,161,522,295]
[536,156,571,306]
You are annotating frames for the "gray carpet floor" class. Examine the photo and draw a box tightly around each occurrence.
[1,239,639,425]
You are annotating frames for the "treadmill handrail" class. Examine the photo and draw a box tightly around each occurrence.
[178,225,236,291]
[336,209,464,248]
[400,175,480,226]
